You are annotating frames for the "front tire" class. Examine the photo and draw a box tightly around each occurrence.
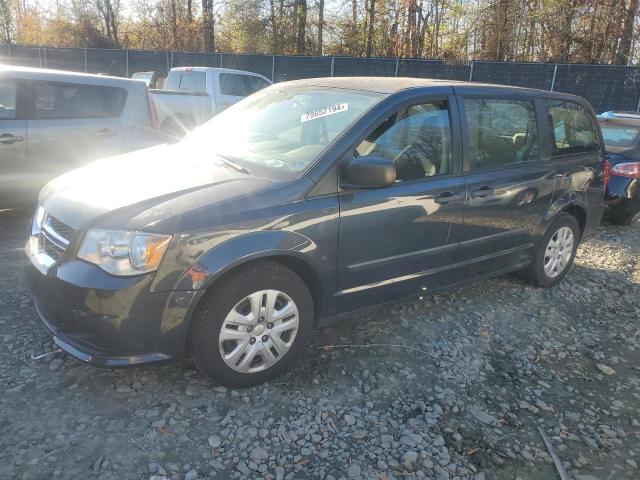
[520,213,580,288]
[188,260,314,388]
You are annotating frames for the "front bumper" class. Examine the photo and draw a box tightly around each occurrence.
[27,258,202,366]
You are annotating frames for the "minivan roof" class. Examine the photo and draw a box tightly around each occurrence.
[279,76,584,99]
[0,65,143,87]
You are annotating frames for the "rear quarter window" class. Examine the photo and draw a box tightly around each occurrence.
[545,99,600,155]
[32,81,127,120]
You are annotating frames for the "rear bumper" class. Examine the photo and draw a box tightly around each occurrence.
[27,258,203,366]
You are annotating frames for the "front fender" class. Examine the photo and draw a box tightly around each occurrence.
[171,230,316,291]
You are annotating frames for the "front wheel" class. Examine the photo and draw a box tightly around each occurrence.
[188,260,314,387]
[520,213,580,288]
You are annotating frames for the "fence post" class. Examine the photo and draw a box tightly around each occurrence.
[43,46,47,68]
[636,95,640,113]
[550,64,558,91]
[166,52,170,72]
[170,51,174,69]
[125,49,129,77]
[271,55,275,82]
[84,48,88,72]
[468,61,474,82]
[38,47,42,68]
[395,58,399,77]
[330,57,335,77]
[7,42,11,63]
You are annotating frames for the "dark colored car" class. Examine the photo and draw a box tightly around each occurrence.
[597,111,640,226]
[27,78,606,387]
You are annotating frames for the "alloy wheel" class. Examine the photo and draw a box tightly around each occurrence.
[218,289,299,373]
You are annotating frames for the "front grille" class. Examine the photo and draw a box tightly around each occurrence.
[38,213,77,261]
[46,216,76,241]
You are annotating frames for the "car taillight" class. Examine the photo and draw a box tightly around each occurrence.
[147,93,159,130]
[603,159,611,188]
[611,161,640,179]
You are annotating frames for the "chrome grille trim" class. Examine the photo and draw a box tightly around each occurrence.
[42,215,71,248]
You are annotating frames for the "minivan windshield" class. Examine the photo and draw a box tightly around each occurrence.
[185,85,384,178]
[599,124,640,148]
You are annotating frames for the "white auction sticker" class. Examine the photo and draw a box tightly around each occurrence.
[301,103,349,123]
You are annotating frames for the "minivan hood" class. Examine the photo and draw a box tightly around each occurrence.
[40,143,270,229]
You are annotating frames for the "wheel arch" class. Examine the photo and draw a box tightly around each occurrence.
[541,192,589,240]
[174,230,327,331]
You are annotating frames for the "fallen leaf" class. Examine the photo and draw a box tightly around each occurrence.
[596,363,616,375]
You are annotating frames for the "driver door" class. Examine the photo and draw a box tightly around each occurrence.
[338,95,465,313]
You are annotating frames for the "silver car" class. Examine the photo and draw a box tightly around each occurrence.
[0,66,163,207]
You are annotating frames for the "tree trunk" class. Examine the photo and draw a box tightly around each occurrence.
[187,0,193,23]
[366,0,375,57]
[616,0,638,65]
[317,0,324,55]
[202,0,214,52]
[269,0,276,54]
[296,0,307,55]
[170,0,178,49]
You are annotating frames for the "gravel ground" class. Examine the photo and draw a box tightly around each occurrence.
[1,206,639,480]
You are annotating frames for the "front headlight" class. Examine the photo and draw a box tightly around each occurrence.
[77,229,172,276]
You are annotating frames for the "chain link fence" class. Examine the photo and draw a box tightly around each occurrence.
[1,44,639,113]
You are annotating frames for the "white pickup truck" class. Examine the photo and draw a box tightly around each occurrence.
[149,67,271,136]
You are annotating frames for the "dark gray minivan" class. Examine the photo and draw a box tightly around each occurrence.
[27,78,605,386]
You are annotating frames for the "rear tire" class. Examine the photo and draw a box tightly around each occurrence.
[188,260,314,388]
[520,213,580,288]
[610,198,640,226]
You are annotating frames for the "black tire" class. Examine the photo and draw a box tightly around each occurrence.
[188,260,314,388]
[610,198,640,226]
[520,213,580,288]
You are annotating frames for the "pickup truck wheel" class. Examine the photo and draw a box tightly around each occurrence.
[610,198,640,226]
[520,213,580,288]
[188,260,313,388]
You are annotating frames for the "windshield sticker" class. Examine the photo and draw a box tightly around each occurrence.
[301,103,349,123]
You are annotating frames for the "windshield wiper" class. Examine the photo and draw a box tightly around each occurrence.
[216,154,250,175]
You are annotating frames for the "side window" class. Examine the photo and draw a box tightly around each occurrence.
[464,98,539,170]
[0,78,17,119]
[32,82,127,120]
[245,76,270,94]
[177,71,206,93]
[546,99,600,155]
[220,73,249,96]
[355,100,452,182]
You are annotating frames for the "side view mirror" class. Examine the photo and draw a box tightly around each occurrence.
[341,155,396,189]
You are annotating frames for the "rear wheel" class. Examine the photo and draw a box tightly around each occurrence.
[520,213,580,288]
[188,260,313,387]
[610,198,640,227]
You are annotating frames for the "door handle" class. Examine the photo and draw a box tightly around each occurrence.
[470,185,494,198]
[434,191,462,204]
[94,128,117,138]
[0,133,23,145]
